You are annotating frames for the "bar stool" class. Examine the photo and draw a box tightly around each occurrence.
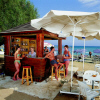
[58,63,65,78]
[22,66,33,85]
[51,65,58,80]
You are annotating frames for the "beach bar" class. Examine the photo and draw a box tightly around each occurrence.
[0,22,66,82]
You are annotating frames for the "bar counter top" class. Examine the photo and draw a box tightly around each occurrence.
[5,55,45,59]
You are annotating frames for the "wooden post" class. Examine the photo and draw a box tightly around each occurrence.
[36,34,44,57]
[4,36,11,55]
[58,39,62,55]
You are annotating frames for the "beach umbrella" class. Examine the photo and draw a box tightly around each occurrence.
[74,49,86,59]
[74,49,86,53]
[93,49,100,53]
[31,10,100,93]
[44,42,54,47]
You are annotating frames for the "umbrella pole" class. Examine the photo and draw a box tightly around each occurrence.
[60,16,82,95]
[71,25,76,87]
[83,38,85,72]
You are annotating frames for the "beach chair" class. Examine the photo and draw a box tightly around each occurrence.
[77,80,100,100]
[92,56,99,64]
[95,64,100,72]
[83,70,99,87]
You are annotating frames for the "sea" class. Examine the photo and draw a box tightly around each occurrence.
[47,45,100,56]
[0,45,100,56]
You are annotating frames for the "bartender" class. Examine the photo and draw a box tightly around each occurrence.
[28,47,36,58]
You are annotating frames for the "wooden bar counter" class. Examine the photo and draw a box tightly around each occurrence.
[5,56,51,82]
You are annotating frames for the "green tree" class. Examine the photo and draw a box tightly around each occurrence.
[0,0,39,45]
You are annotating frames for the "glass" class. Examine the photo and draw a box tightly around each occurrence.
[92,74,97,77]
[57,59,59,62]
[29,55,31,58]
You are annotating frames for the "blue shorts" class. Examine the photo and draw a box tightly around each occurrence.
[64,59,70,62]
[51,60,58,65]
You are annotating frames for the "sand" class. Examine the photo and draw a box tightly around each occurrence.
[0,55,100,100]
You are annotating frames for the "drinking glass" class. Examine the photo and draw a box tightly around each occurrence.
[57,59,59,62]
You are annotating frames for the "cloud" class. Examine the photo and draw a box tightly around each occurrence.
[78,0,100,7]
[79,0,96,3]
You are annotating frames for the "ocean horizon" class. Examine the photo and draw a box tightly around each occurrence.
[0,45,100,56]
[49,45,100,56]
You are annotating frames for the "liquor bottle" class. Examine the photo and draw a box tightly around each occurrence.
[26,48,27,51]
[23,41,25,45]
[21,41,23,45]
[25,41,28,45]
[16,39,18,42]
[21,48,23,51]
[24,47,26,51]
[23,47,24,51]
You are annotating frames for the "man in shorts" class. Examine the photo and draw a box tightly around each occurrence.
[45,46,63,80]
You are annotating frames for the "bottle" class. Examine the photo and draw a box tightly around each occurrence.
[26,48,28,51]
[23,41,25,45]
[25,41,28,45]
[21,48,23,51]
[24,47,26,51]
[21,41,23,45]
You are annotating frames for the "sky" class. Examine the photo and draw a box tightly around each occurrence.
[29,0,100,46]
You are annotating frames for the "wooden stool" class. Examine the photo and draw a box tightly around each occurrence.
[58,63,65,78]
[51,65,58,80]
[22,66,33,85]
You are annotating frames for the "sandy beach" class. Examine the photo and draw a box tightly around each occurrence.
[0,55,100,100]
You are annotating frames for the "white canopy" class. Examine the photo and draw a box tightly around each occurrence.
[31,10,100,38]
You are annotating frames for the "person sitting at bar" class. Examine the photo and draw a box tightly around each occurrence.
[44,46,49,56]
[13,46,23,81]
[28,47,36,58]
[45,46,63,80]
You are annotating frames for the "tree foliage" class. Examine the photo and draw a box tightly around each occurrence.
[0,0,39,45]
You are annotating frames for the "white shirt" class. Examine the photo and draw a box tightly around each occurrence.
[29,52,36,58]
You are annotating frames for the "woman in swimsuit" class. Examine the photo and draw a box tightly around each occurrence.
[63,45,71,77]
[13,46,22,80]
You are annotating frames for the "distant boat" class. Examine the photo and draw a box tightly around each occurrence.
[44,42,54,47]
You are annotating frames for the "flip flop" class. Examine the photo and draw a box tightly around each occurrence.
[17,78,21,80]
[65,75,67,77]
[12,78,17,81]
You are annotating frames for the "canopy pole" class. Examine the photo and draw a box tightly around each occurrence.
[71,25,76,87]
[67,16,75,88]
[83,38,85,72]
[67,16,84,88]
